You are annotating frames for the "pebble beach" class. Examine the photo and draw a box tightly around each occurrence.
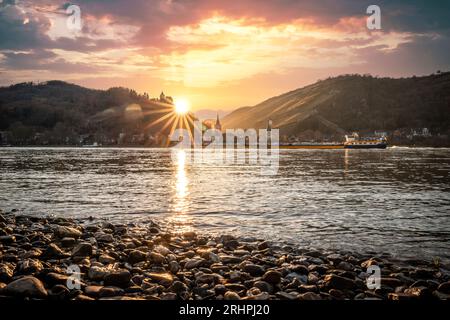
[1,210,449,301]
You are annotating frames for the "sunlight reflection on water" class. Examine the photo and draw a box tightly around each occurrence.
[0,147,449,261]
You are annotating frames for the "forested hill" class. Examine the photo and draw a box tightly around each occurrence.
[0,81,175,145]
[222,72,450,144]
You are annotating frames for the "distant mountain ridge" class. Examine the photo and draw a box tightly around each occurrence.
[222,73,450,140]
[0,80,175,145]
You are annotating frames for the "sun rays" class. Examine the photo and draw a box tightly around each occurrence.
[142,99,196,146]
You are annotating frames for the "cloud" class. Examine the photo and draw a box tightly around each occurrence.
[0,0,449,109]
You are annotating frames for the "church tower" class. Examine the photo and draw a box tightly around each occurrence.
[215,113,222,131]
[159,91,166,102]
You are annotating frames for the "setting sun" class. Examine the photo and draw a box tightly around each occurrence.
[174,98,190,115]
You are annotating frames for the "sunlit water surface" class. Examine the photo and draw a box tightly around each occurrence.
[1,147,449,262]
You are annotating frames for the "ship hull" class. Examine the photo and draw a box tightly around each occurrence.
[280,144,344,149]
[344,143,387,149]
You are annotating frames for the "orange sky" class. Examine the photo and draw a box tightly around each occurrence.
[1,1,449,111]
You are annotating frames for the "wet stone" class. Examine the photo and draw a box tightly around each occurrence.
[6,276,48,298]
[437,281,450,294]
[262,270,282,284]
[60,237,76,248]
[72,243,93,257]
[104,269,131,287]
[224,291,240,300]
[242,264,265,276]
[127,250,146,264]
[323,274,358,290]
[16,259,43,275]
[42,243,66,259]
[55,226,82,239]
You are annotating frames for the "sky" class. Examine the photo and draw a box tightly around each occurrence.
[1,0,449,110]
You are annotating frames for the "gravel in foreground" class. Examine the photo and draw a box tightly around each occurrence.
[0,210,449,301]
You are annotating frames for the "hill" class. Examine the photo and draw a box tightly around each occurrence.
[222,73,450,145]
[0,81,178,145]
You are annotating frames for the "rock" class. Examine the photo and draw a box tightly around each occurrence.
[250,292,270,300]
[61,237,76,247]
[276,291,298,300]
[21,249,42,259]
[184,258,204,269]
[208,252,220,263]
[336,261,354,271]
[329,288,345,299]
[88,266,110,281]
[6,276,48,298]
[148,252,166,264]
[160,292,178,300]
[74,294,95,301]
[42,243,66,259]
[100,296,145,300]
[289,265,309,275]
[433,290,450,300]
[404,286,432,299]
[253,280,273,293]
[298,292,322,300]
[95,233,114,243]
[323,274,357,290]
[99,286,124,298]
[224,239,239,250]
[381,277,403,288]
[153,245,171,256]
[0,263,15,282]
[146,273,174,287]
[327,253,343,263]
[213,284,227,295]
[437,281,450,294]
[104,269,131,287]
[45,273,69,286]
[16,259,43,274]
[388,293,417,301]
[361,259,378,269]
[409,268,435,279]
[219,255,242,264]
[48,284,70,299]
[0,235,16,244]
[285,272,307,284]
[99,254,115,264]
[85,285,103,297]
[183,231,197,240]
[242,264,265,276]
[128,250,146,264]
[72,243,93,257]
[169,281,188,293]
[196,273,220,284]
[225,283,247,292]
[55,226,82,239]
[169,261,180,274]
[257,241,270,250]
[224,291,240,300]
[262,270,282,284]
[298,284,319,293]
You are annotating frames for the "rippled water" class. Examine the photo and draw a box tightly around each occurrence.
[1,147,449,262]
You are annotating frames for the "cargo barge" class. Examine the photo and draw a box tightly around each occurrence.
[279,133,387,149]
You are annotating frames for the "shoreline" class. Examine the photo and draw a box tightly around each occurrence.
[1,210,449,300]
[1,145,450,149]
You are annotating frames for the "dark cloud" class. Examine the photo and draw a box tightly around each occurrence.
[0,0,449,91]
[0,48,105,73]
[0,5,52,50]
